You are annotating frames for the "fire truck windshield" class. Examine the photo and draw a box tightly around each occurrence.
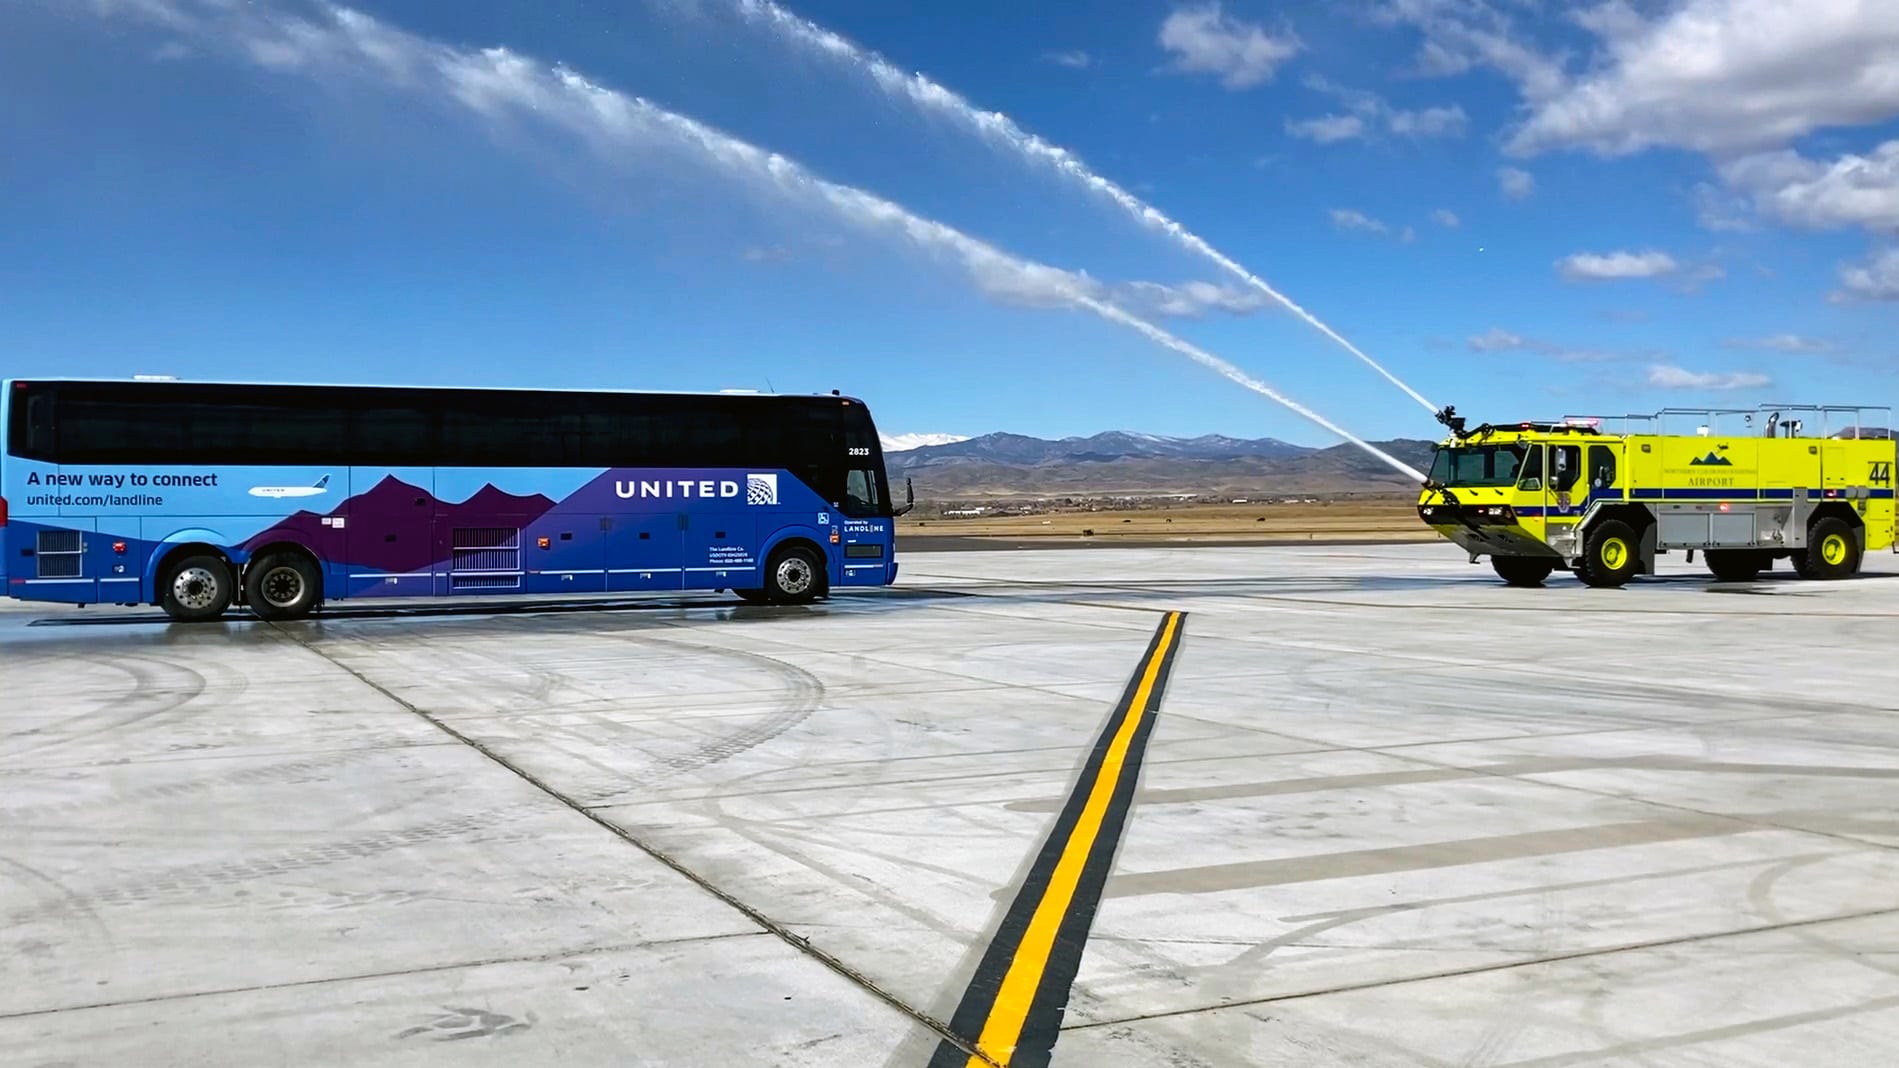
[1428,443,1527,488]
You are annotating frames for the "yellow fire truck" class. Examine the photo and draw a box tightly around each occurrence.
[1416,404,1897,588]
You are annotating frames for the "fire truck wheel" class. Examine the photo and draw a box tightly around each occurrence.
[1491,556,1555,587]
[1806,517,1860,579]
[1579,519,1638,588]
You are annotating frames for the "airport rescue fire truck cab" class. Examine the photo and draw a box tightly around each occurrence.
[1416,404,1898,588]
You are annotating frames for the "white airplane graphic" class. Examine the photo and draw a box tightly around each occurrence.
[249,474,332,499]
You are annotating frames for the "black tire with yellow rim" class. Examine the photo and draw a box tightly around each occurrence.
[1801,516,1861,579]
[1579,518,1639,588]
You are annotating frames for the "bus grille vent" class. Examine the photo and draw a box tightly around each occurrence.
[450,527,521,590]
[37,530,84,579]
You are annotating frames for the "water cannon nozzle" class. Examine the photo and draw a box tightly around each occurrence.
[1435,404,1467,436]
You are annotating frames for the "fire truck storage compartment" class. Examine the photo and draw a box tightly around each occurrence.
[1658,506,1760,547]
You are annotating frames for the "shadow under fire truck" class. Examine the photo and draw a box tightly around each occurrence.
[1416,404,1898,588]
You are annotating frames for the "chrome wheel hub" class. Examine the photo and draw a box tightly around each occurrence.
[259,566,304,608]
[775,558,812,595]
[172,567,220,610]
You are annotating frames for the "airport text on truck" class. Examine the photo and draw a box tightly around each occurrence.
[1415,403,1898,588]
[1,377,913,621]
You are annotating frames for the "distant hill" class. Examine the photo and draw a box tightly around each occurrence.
[883,431,1436,500]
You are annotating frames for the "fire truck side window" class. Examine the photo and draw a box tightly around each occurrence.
[1551,445,1583,492]
[1588,444,1617,488]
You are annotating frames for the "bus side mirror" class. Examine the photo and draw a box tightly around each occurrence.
[1553,450,1569,474]
[893,476,915,517]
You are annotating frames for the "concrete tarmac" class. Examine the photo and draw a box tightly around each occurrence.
[5,543,1899,1066]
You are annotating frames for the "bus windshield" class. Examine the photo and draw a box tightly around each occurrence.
[1428,443,1527,488]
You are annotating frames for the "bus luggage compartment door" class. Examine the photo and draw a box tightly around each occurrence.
[681,511,755,592]
[604,511,684,593]
[347,467,437,599]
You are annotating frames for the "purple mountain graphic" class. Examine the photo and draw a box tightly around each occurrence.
[242,475,558,574]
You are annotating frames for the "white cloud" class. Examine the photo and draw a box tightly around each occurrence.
[881,432,969,452]
[1467,328,1621,363]
[1556,250,1678,282]
[1647,364,1771,391]
[1157,2,1301,89]
[1468,328,1528,352]
[1722,334,1836,354]
[1692,181,1757,233]
[1718,141,1899,234]
[1288,76,1466,144]
[1370,0,1569,101]
[1504,0,1899,157]
[1329,209,1419,243]
[1497,166,1534,199]
[1331,208,1388,234]
[1285,114,1366,143]
[1831,248,1899,303]
[1116,279,1274,318]
[1043,49,1091,69]
[1432,208,1460,227]
[1386,104,1467,138]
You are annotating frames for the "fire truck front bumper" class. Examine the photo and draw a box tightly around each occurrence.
[1416,503,1565,560]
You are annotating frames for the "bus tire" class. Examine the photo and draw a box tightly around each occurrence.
[246,550,323,620]
[1806,516,1860,579]
[1579,519,1638,588]
[1491,556,1554,587]
[763,543,823,605]
[161,553,234,622]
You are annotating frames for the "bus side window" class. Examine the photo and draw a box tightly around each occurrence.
[1588,444,1617,488]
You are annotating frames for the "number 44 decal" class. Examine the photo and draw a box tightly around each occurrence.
[1871,461,1893,486]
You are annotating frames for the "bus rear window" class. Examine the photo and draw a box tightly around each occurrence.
[6,383,55,462]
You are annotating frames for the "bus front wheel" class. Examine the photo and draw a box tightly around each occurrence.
[161,553,234,622]
[246,551,323,621]
[764,544,823,605]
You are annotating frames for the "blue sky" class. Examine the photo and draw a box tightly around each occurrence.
[5,0,1899,450]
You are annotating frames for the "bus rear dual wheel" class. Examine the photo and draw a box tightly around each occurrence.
[159,550,321,622]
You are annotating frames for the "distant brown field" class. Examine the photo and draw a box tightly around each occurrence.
[898,501,1441,543]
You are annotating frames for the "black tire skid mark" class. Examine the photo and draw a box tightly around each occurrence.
[0,748,373,823]
[0,652,210,761]
[1747,853,1899,982]
[0,852,119,963]
[4,804,537,927]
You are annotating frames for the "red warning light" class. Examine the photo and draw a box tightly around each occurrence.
[537,536,551,549]
[112,541,126,553]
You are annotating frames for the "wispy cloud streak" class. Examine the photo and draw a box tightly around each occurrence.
[72,0,1425,480]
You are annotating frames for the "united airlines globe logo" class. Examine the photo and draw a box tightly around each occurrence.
[746,473,778,506]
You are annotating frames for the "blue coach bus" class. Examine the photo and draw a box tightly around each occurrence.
[1,377,911,621]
